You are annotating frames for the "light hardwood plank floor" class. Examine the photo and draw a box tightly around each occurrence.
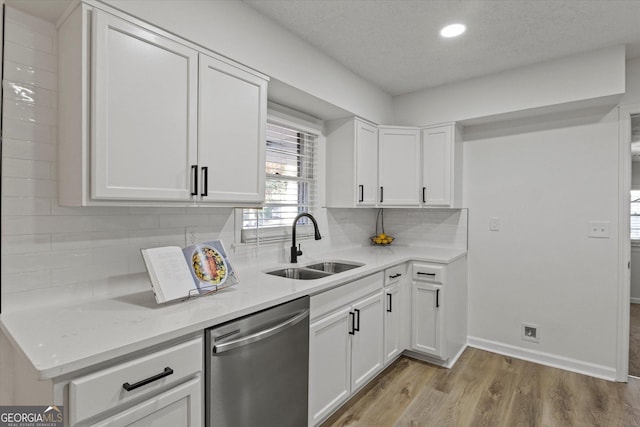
[322,348,640,427]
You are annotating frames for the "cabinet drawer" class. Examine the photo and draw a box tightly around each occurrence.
[412,263,445,283]
[311,273,383,321]
[69,337,202,425]
[384,264,407,287]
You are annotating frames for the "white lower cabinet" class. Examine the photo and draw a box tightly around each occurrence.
[383,263,409,365]
[308,306,352,426]
[411,281,443,357]
[350,292,385,391]
[68,337,203,426]
[410,258,468,363]
[92,377,201,427]
[308,274,384,426]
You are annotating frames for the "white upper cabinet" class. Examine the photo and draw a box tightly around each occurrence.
[326,118,462,209]
[325,117,378,207]
[378,126,420,206]
[91,10,198,201]
[58,4,268,206]
[355,120,379,206]
[421,123,463,208]
[198,54,267,203]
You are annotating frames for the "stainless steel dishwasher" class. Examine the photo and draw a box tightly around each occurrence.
[205,296,309,427]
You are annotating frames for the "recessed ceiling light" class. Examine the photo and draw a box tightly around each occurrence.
[440,23,466,38]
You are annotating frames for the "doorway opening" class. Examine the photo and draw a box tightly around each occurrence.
[630,113,640,378]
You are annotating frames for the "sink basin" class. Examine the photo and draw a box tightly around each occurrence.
[305,261,364,274]
[266,268,333,280]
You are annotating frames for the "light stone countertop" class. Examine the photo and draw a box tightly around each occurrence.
[0,245,465,381]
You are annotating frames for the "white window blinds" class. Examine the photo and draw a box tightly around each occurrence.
[632,190,640,240]
[242,122,318,243]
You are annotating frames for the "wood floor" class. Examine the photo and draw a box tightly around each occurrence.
[631,304,640,377]
[322,348,640,427]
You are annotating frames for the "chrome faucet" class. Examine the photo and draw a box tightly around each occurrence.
[291,213,322,263]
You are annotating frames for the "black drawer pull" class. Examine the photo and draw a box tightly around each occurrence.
[387,293,392,312]
[122,367,174,392]
[389,273,402,279]
[358,185,364,202]
[417,272,436,276]
[380,186,384,203]
[422,187,426,203]
[436,289,440,308]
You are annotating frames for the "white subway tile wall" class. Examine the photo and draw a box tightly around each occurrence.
[0,8,467,313]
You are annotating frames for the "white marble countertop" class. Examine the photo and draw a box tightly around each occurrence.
[0,245,465,381]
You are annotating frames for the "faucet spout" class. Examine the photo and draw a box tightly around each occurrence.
[291,213,322,263]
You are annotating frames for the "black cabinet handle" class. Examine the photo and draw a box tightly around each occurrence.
[122,367,173,392]
[358,185,364,202]
[191,165,198,196]
[389,273,402,279]
[349,312,355,335]
[201,166,208,197]
[354,308,360,332]
[422,187,426,203]
[380,187,384,203]
[387,293,392,312]
[417,272,436,277]
[436,289,440,308]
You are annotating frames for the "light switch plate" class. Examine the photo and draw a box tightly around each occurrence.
[490,217,500,231]
[588,221,610,238]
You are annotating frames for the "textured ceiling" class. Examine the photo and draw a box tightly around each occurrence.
[243,0,640,96]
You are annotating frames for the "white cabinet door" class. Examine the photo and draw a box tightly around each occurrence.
[355,120,379,206]
[198,54,267,203]
[378,127,420,206]
[91,10,198,201]
[92,377,202,427]
[384,283,401,364]
[350,291,384,392]
[411,282,443,357]
[421,125,453,206]
[309,307,352,427]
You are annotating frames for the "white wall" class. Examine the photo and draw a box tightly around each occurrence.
[390,45,632,379]
[621,57,640,106]
[462,109,620,377]
[100,0,393,124]
[392,46,625,126]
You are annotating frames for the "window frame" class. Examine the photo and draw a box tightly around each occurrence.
[235,108,324,246]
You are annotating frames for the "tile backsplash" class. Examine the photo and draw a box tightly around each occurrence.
[0,7,467,313]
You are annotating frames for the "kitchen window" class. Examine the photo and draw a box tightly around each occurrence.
[632,190,640,241]
[240,119,318,244]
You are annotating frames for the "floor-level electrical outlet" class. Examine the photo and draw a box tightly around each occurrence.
[521,323,540,343]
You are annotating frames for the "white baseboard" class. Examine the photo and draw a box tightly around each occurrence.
[467,336,617,381]
[631,297,640,304]
[402,345,467,369]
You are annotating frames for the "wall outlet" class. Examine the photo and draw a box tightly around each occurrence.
[490,217,500,231]
[588,221,610,238]
[521,322,540,343]
[186,226,198,246]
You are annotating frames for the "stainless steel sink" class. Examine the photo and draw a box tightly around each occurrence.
[305,261,364,274]
[265,260,363,280]
[266,267,332,280]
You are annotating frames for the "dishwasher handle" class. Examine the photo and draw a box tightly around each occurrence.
[212,309,309,354]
